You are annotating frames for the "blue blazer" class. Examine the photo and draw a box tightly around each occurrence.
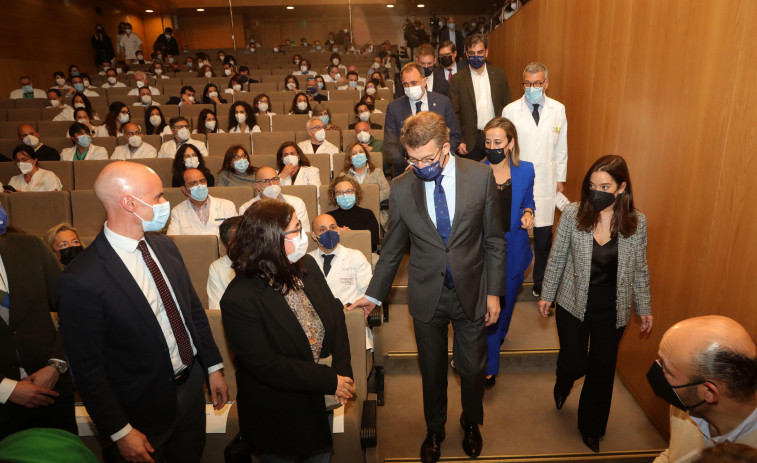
[384,91,462,177]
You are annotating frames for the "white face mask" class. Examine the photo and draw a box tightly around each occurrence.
[141,95,152,104]
[50,99,61,108]
[359,111,371,122]
[357,131,371,143]
[332,58,340,66]
[262,184,281,199]
[116,68,123,74]
[283,154,299,167]
[128,135,142,148]
[366,87,376,95]
[118,113,130,124]
[149,114,162,126]
[297,101,308,111]
[184,156,200,169]
[314,129,326,142]
[77,118,88,125]
[205,120,217,130]
[176,127,191,141]
[233,84,242,92]
[136,81,145,88]
[224,69,232,76]
[155,68,163,75]
[83,79,91,87]
[285,229,308,263]
[405,84,424,101]
[205,71,213,78]
[22,134,39,147]
[300,65,308,73]
[18,161,34,175]
[235,113,247,123]
[137,54,143,60]
[208,91,218,99]
[273,47,279,53]
[257,102,269,112]
[107,76,117,84]
[287,83,296,91]
[56,78,66,86]
[74,102,86,109]
[372,62,380,69]
[219,55,225,60]
[333,73,341,81]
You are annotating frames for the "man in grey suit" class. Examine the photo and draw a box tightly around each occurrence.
[349,112,506,463]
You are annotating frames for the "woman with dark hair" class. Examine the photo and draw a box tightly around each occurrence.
[328,52,345,73]
[326,175,379,252]
[227,102,260,134]
[276,142,320,187]
[72,108,108,137]
[221,199,353,463]
[217,145,256,187]
[288,92,312,116]
[114,59,131,75]
[360,94,382,113]
[538,155,652,453]
[284,75,300,92]
[253,93,277,119]
[481,117,535,388]
[145,106,173,136]
[340,142,390,230]
[67,64,81,81]
[104,102,130,136]
[201,83,228,105]
[368,71,387,89]
[171,144,215,187]
[9,145,63,192]
[198,64,216,78]
[194,109,224,134]
[226,76,245,96]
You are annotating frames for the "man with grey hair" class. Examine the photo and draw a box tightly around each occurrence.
[649,315,757,462]
[127,71,160,96]
[296,117,339,156]
[502,61,567,298]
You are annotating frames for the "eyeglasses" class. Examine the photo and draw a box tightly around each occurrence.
[255,176,280,185]
[309,125,325,131]
[405,148,442,167]
[283,223,303,237]
[231,154,248,161]
[335,188,356,197]
[174,125,189,130]
[522,80,545,88]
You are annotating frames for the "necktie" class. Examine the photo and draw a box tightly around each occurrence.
[322,254,335,276]
[415,101,423,114]
[433,176,454,289]
[532,103,540,126]
[447,69,452,83]
[137,240,194,368]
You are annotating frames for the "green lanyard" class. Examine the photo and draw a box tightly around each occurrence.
[73,148,89,161]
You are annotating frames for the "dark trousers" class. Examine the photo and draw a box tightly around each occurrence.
[104,364,207,463]
[532,225,553,292]
[554,306,626,437]
[412,286,487,432]
[463,132,487,162]
[0,392,77,440]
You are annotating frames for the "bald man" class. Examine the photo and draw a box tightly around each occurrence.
[17,124,60,161]
[111,123,158,160]
[650,316,757,463]
[238,166,311,232]
[56,162,228,463]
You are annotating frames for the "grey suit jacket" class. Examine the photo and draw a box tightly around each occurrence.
[366,157,507,322]
[541,203,652,328]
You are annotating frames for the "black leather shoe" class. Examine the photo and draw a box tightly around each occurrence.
[484,375,496,388]
[460,416,482,458]
[420,430,445,463]
[582,435,600,453]
[553,384,568,410]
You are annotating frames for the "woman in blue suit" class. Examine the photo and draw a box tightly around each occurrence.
[483,117,535,387]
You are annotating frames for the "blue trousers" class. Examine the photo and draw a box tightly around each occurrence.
[485,271,525,375]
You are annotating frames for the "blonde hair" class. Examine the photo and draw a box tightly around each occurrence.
[43,223,81,251]
[483,117,520,167]
[400,111,449,150]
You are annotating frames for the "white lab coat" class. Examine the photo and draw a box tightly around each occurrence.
[166,195,237,237]
[207,255,235,310]
[279,165,321,187]
[502,95,568,227]
[297,139,338,173]
[60,145,109,161]
[111,142,158,160]
[239,194,310,232]
[157,139,209,158]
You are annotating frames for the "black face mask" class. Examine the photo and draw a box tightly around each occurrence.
[588,190,616,211]
[59,245,83,266]
[485,147,507,165]
[646,361,707,411]
[239,75,249,83]
[371,78,380,87]
[423,66,434,77]
[440,55,454,68]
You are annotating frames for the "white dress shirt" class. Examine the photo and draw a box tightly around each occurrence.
[158,139,209,158]
[207,255,234,311]
[101,81,127,88]
[8,168,62,192]
[469,64,495,130]
[166,196,237,237]
[239,193,310,232]
[424,154,457,227]
[111,142,158,160]
[426,72,435,93]
[60,145,109,161]
[409,91,430,114]
[445,62,459,80]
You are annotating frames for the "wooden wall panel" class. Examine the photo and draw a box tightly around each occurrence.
[176,13,246,50]
[487,0,757,437]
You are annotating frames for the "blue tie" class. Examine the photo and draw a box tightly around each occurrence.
[434,175,454,289]
[415,101,423,114]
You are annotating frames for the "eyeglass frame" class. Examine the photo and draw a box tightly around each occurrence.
[404,146,445,168]
[255,176,280,186]
[522,79,547,88]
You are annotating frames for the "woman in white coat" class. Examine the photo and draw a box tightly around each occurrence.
[275,142,321,187]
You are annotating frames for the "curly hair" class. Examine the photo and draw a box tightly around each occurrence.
[328,175,363,207]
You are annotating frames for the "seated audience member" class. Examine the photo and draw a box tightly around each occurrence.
[71,108,107,137]
[8,146,63,192]
[194,109,224,134]
[297,117,339,156]
[311,39,324,52]
[354,121,384,153]
[181,55,195,72]
[283,74,300,92]
[322,64,342,83]
[198,64,216,79]
[651,316,757,462]
[315,75,328,92]
[145,106,173,136]
[133,86,160,107]
[206,216,241,310]
[339,71,364,91]
[288,92,312,116]
[216,145,256,187]
[67,75,99,98]
[100,69,126,88]
[150,61,170,79]
[291,54,303,68]
[227,102,260,134]
[312,103,340,131]
[225,76,245,96]
[167,85,197,106]
[53,92,93,122]
[201,83,227,105]
[158,116,209,158]
[304,75,328,104]
[348,102,383,130]
[364,80,380,98]
[51,71,70,91]
[111,122,158,160]
[167,168,237,237]
[695,442,757,463]
[341,142,390,229]
[114,59,132,75]
[237,65,258,84]
[60,122,109,161]
[127,71,160,96]
[276,142,320,187]
[221,62,236,79]
[369,71,388,90]
[253,93,277,119]
[103,101,131,136]
[47,89,74,121]
[297,58,316,76]
[327,175,379,251]
[43,223,84,266]
[238,166,310,232]
[17,124,60,161]
[10,75,47,99]
[172,143,215,188]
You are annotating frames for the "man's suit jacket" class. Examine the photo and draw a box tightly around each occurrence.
[428,66,450,96]
[449,64,511,151]
[367,158,507,322]
[438,29,466,59]
[0,234,72,423]
[384,91,462,177]
[56,232,223,437]
[220,255,352,457]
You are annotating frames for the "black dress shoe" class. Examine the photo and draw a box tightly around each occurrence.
[484,375,496,388]
[460,416,482,458]
[553,384,568,410]
[582,435,600,453]
[420,430,445,463]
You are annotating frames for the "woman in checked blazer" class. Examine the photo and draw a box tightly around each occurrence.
[538,155,652,453]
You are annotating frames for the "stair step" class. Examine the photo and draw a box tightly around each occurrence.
[383,450,661,462]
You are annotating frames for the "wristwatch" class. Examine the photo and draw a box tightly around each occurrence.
[47,360,69,374]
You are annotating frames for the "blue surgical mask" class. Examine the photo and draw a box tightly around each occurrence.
[468,55,486,69]
[316,46,322,51]
[317,82,324,90]
[74,83,85,92]
[71,71,80,77]
[317,230,340,249]
[525,86,543,104]
[348,81,358,88]
[448,23,455,30]
[77,134,92,147]
[352,153,367,168]
[233,159,249,173]
[307,86,318,94]
[22,85,33,94]
[189,184,209,202]
[132,196,171,232]
[412,157,444,182]
[319,115,330,125]
[337,194,356,210]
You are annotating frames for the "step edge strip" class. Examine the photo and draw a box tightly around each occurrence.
[385,348,560,359]
[384,448,665,462]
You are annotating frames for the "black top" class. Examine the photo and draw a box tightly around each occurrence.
[497,178,512,233]
[328,205,379,252]
[35,145,61,162]
[590,235,618,287]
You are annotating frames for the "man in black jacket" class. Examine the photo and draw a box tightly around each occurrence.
[17,124,59,161]
[153,27,179,56]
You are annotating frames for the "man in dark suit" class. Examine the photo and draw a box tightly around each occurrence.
[384,63,462,177]
[0,207,76,440]
[438,17,465,62]
[57,161,229,463]
[349,112,506,463]
[438,40,466,84]
[417,44,449,97]
[450,34,511,162]
[17,124,60,161]
[152,27,179,56]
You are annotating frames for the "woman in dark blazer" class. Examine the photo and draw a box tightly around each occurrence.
[221,199,354,462]
[482,117,535,388]
[538,155,652,453]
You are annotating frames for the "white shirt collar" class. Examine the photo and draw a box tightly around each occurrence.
[691,405,757,447]
[320,243,343,257]
[469,63,488,78]
[103,222,142,254]
[442,152,456,178]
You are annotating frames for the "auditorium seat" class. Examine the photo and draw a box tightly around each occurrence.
[327,91,361,103]
[158,104,180,120]
[40,136,74,153]
[7,190,71,236]
[0,121,27,139]
[319,183,380,225]
[252,131,295,155]
[181,77,210,88]
[307,153,332,185]
[207,186,255,211]
[72,159,114,189]
[375,100,389,113]
[324,99,358,115]
[0,139,18,157]
[92,136,117,155]
[295,129,341,151]
[270,114,310,132]
[331,113,349,132]
[281,185,317,221]
[377,88,393,100]
[0,100,14,110]
[130,158,174,187]
[180,103,214,119]
[70,190,106,236]
[348,112,386,128]
[203,156,223,177]
[7,108,42,124]
[167,234,219,309]
[38,120,73,137]
[250,154,276,170]
[206,132,251,157]
[105,87,131,98]
[247,82,277,94]
[12,99,47,109]
[161,187,189,213]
